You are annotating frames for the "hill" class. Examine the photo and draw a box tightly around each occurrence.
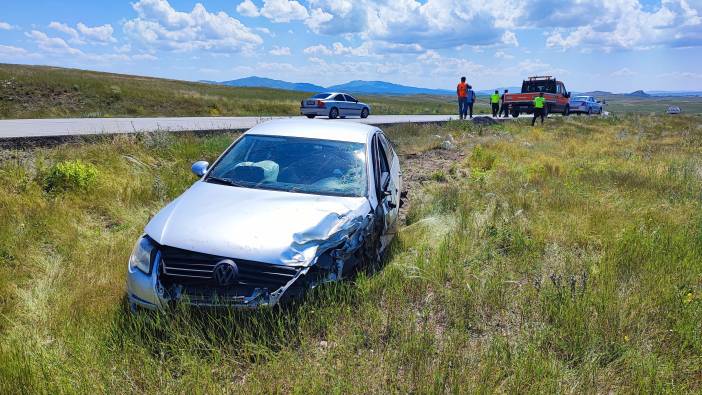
[327,80,453,95]
[209,76,454,96]
[0,64,459,119]
[218,76,325,92]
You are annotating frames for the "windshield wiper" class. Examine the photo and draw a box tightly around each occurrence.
[206,176,246,188]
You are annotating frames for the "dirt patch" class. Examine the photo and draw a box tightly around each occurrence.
[398,148,466,222]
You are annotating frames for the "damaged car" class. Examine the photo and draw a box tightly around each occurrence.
[127,119,401,310]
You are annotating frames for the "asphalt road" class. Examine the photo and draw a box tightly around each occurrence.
[0,114,511,139]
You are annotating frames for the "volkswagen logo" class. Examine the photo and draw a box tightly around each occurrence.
[212,259,239,287]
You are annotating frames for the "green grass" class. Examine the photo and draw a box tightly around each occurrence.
[1,115,702,393]
[0,63,472,119]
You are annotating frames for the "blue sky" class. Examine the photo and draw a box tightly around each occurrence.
[1,0,701,92]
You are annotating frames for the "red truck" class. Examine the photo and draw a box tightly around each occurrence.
[503,76,571,118]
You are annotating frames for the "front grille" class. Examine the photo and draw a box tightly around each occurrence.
[159,245,300,292]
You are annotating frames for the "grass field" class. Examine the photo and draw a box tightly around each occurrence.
[0,63,470,119]
[3,63,700,121]
[1,115,701,393]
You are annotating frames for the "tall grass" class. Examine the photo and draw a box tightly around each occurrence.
[1,115,701,393]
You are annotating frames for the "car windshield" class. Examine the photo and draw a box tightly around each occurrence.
[312,93,332,99]
[573,96,589,101]
[206,135,367,197]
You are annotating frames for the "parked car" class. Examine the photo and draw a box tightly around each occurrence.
[127,119,401,310]
[503,76,572,117]
[569,95,603,115]
[667,106,681,115]
[300,92,371,119]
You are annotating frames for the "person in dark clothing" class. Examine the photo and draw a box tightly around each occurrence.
[499,89,509,118]
[532,92,546,126]
[467,85,475,119]
[490,90,500,117]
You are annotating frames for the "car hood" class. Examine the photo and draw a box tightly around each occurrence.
[145,181,371,266]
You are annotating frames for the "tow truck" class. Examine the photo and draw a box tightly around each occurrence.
[503,76,571,118]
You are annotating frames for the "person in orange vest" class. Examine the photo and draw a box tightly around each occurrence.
[457,76,469,119]
[499,89,509,118]
[532,92,546,126]
[490,90,500,117]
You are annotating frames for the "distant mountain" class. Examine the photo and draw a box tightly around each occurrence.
[206,76,453,96]
[648,90,702,97]
[326,80,453,95]
[218,76,325,92]
[627,90,650,98]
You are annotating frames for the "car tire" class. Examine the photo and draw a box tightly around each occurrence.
[306,115,316,119]
[563,105,570,116]
[545,105,550,117]
[329,108,339,119]
[361,108,369,118]
[511,109,519,118]
[588,108,593,116]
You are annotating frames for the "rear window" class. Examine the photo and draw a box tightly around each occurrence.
[573,96,589,101]
[312,93,332,99]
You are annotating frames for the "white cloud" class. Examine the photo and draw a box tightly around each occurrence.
[255,27,274,36]
[236,0,260,17]
[27,30,84,55]
[49,22,82,43]
[49,21,116,44]
[77,23,116,43]
[261,0,309,23]
[0,22,14,30]
[269,46,291,55]
[501,31,519,46]
[305,0,520,49]
[494,50,514,59]
[303,44,332,55]
[541,0,702,51]
[0,45,32,57]
[124,0,262,52]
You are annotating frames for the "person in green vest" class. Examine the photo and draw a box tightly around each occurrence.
[532,92,546,126]
[490,90,500,117]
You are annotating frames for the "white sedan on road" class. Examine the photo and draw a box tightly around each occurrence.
[300,92,371,119]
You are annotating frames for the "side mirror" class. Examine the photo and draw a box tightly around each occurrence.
[191,161,209,177]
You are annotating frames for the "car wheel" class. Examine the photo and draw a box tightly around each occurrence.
[329,108,339,119]
[361,108,369,118]
[588,108,593,116]
[511,109,519,118]
[306,114,316,119]
[545,105,550,117]
[563,105,570,116]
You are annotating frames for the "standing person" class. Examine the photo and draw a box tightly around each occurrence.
[467,85,476,119]
[490,90,500,117]
[457,77,468,120]
[499,89,509,118]
[532,92,546,126]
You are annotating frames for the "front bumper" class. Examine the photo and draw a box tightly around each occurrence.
[127,253,312,310]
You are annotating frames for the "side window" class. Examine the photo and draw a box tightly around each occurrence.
[378,133,395,168]
[333,94,345,101]
[372,135,390,200]
[345,94,357,102]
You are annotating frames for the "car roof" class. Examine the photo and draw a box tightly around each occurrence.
[245,119,377,144]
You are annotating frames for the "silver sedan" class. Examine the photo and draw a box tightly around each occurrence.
[127,119,401,310]
[569,95,603,115]
[300,92,371,119]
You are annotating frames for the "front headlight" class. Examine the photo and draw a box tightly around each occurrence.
[129,236,156,274]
